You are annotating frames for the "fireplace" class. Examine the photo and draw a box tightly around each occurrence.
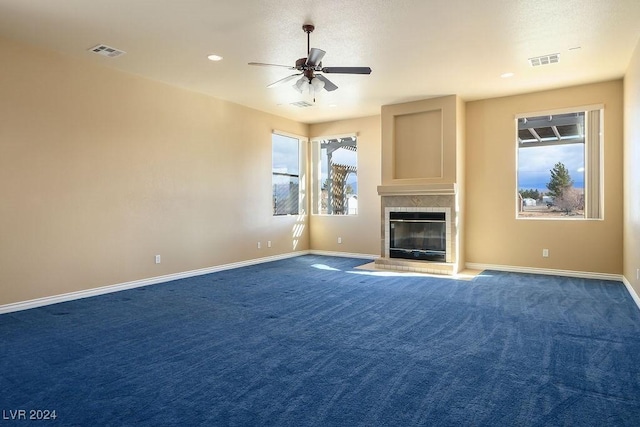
[376,95,463,275]
[384,206,452,263]
[389,211,446,262]
[377,203,454,274]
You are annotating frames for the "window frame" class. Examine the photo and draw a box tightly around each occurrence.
[514,104,604,221]
[272,131,304,216]
[311,133,359,216]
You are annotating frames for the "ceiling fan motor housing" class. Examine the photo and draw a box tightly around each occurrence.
[296,58,316,81]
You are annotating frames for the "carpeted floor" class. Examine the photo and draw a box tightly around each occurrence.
[1,255,639,426]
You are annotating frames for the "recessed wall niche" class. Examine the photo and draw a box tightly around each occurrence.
[380,95,461,188]
[393,109,443,179]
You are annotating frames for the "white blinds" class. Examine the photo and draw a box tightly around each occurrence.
[585,109,603,219]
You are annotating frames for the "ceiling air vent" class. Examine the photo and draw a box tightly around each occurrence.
[290,101,314,108]
[528,53,559,67]
[89,44,126,58]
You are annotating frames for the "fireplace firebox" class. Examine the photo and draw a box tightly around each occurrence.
[389,211,446,262]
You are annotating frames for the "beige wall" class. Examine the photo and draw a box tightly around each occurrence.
[0,37,309,306]
[309,116,381,255]
[465,80,624,274]
[2,32,634,308]
[624,39,640,295]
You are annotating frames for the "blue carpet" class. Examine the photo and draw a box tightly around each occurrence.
[1,255,640,426]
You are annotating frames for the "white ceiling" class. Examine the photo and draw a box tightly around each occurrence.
[1,0,639,124]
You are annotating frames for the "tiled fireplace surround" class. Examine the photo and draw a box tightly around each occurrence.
[375,194,457,275]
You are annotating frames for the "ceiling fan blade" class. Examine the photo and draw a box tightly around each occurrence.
[248,62,295,69]
[321,66,372,74]
[315,75,338,92]
[306,48,326,67]
[267,74,302,88]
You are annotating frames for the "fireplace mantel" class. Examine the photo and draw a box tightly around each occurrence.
[377,183,456,196]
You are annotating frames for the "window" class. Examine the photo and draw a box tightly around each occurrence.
[312,135,358,215]
[272,133,300,216]
[516,107,603,219]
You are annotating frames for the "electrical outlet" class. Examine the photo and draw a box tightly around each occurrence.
[267,241,272,248]
[542,249,549,258]
[337,237,342,244]
[155,255,161,264]
[257,242,261,249]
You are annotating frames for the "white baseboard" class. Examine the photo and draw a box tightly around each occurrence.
[622,276,640,311]
[0,251,310,315]
[7,254,632,315]
[465,262,623,282]
[309,250,379,260]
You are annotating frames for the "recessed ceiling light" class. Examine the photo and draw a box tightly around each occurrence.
[328,104,337,108]
[207,54,223,61]
[500,72,514,78]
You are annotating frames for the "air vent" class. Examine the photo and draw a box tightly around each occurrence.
[89,44,126,58]
[290,101,314,108]
[528,53,559,67]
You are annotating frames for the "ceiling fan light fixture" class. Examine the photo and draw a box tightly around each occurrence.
[293,76,307,93]
[311,77,325,91]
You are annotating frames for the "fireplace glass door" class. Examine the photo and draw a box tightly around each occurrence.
[389,212,446,262]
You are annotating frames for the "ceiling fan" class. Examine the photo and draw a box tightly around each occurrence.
[248,24,372,96]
